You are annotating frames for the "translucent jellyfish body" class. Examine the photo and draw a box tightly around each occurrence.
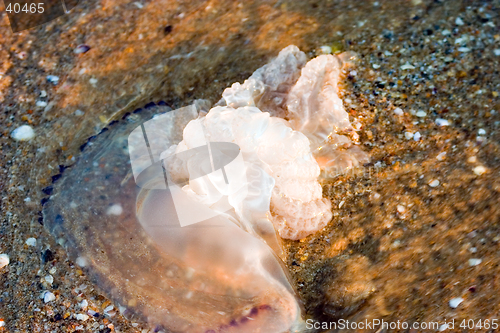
[42,45,368,332]
[43,103,302,333]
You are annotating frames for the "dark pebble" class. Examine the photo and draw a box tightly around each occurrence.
[42,249,55,263]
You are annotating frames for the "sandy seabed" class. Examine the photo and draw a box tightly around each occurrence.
[1,0,500,332]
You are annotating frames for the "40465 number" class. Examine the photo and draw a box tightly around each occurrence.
[460,319,498,330]
[5,3,44,13]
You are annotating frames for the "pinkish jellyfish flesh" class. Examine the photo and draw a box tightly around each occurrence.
[42,45,368,332]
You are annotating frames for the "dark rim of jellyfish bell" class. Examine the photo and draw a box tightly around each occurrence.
[38,101,171,226]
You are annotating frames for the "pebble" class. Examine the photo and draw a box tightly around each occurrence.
[416,110,426,117]
[107,204,123,215]
[36,100,48,107]
[11,125,35,141]
[468,258,482,266]
[89,78,98,85]
[478,129,486,135]
[372,63,381,69]
[449,297,463,308]
[468,156,477,163]
[476,136,486,144]
[428,179,440,187]
[436,152,446,161]
[44,274,54,285]
[76,256,88,267]
[458,47,471,53]
[400,62,415,70]
[455,17,464,25]
[413,132,421,141]
[435,118,449,126]
[76,313,89,321]
[46,75,59,84]
[394,107,404,116]
[74,44,91,54]
[40,90,47,97]
[0,254,9,269]
[104,305,114,314]
[74,109,85,116]
[397,205,405,213]
[494,49,500,56]
[473,165,487,175]
[25,237,37,246]
[404,132,413,140]
[44,291,56,303]
[319,45,332,54]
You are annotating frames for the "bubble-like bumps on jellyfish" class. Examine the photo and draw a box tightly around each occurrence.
[165,45,368,240]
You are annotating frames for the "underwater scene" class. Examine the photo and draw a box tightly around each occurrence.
[1,0,500,332]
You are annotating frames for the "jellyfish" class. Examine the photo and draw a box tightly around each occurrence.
[42,45,368,332]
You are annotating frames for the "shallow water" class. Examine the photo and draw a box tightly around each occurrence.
[2,1,500,332]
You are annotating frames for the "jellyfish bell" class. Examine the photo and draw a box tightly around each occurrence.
[41,44,369,332]
[42,101,303,333]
